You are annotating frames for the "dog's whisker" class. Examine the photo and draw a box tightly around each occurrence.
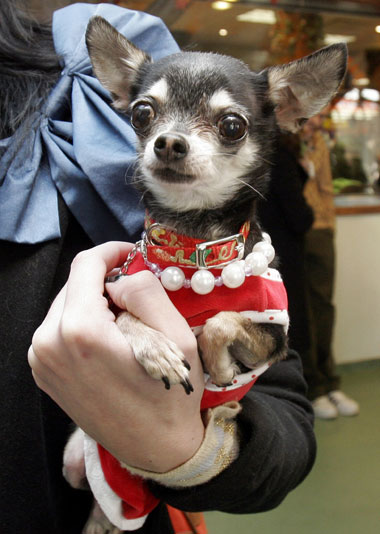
[235,177,267,200]
[123,162,139,184]
[131,176,146,185]
[137,190,147,207]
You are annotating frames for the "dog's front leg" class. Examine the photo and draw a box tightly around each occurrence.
[116,311,193,393]
[82,501,122,534]
[198,311,287,386]
[63,427,87,490]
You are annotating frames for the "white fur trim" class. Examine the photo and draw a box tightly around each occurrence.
[240,309,289,332]
[192,308,289,337]
[260,267,283,281]
[204,361,269,392]
[83,434,148,531]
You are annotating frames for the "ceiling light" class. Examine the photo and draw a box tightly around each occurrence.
[212,1,233,10]
[375,25,380,33]
[219,28,228,37]
[237,9,276,24]
[355,78,370,87]
[324,34,356,45]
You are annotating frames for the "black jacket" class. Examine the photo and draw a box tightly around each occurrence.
[258,139,314,356]
[0,201,316,534]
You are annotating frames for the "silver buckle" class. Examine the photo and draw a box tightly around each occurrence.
[141,223,175,262]
[145,223,177,246]
[195,233,245,269]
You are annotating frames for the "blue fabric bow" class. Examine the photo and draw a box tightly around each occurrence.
[0,3,179,244]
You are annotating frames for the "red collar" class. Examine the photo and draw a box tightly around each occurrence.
[143,215,250,270]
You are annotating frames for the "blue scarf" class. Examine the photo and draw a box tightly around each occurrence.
[0,3,179,245]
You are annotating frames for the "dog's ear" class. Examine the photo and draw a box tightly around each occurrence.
[266,44,347,132]
[85,16,151,110]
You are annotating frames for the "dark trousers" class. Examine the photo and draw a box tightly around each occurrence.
[302,228,340,400]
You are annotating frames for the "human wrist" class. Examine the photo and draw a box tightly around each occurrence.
[159,417,206,473]
[122,401,241,486]
[124,411,205,473]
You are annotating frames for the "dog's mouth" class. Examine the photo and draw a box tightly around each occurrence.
[151,167,196,184]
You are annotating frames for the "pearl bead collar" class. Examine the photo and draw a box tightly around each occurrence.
[145,231,275,295]
[106,218,276,295]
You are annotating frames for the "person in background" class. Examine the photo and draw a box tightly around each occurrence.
[0,1,316,533]
[300,114,360,419]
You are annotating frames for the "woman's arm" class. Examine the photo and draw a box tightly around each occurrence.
[29,240,316,514]
[28,241,205,473]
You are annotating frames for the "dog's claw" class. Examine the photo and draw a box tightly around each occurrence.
[162,376,171,390]
[181,379,194,395]
[162,376,193,394]
[116,312,192,393]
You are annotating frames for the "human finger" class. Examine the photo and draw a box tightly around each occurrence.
[27,283,68,375]
[65,241,135,306]
[105,271,197,354]
[29,242,133,376]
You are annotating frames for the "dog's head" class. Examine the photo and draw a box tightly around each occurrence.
[86,16,347,214]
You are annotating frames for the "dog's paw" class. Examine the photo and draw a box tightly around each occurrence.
[134,331,193,394]
[198,312,244,386]
[63,427,88,490]
[83,501,122,534]
[116,312,193,394]
[198,335,239,387]
[198,311,284,386]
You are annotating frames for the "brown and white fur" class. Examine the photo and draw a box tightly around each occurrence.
[64,15,347,533]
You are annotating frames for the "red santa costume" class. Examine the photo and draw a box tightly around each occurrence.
[83,220,289,530]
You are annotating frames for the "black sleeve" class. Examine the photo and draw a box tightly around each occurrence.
[149,350,316,514]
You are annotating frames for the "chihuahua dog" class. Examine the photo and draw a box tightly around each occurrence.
[64,15,347,533]
[83,16,347,391]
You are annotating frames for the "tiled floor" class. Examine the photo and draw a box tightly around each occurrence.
[204,360,380,534]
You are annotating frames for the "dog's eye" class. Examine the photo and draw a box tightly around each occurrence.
[131,102,155,131]
[218,114,247,141]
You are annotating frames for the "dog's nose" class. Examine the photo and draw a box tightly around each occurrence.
[154,134,189,162]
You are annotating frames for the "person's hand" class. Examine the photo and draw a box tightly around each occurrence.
[28,242,205,472]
